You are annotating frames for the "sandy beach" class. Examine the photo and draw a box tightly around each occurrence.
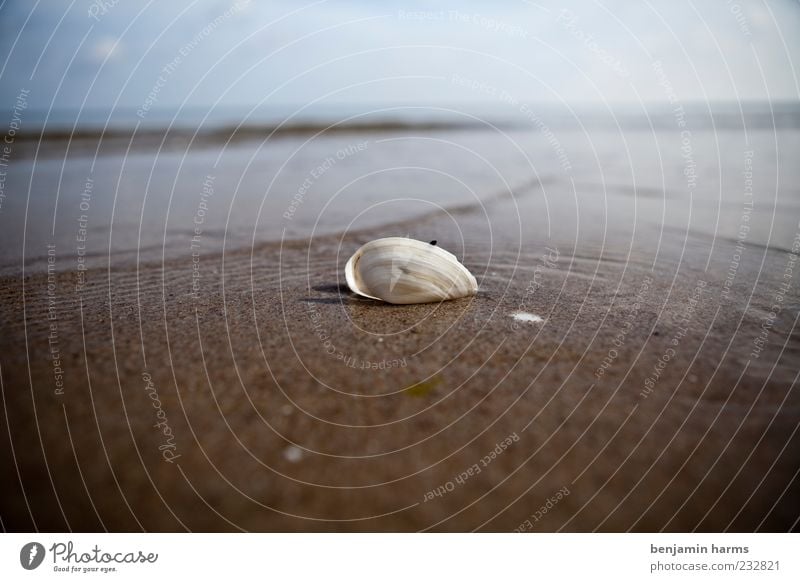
[1,116,799,531]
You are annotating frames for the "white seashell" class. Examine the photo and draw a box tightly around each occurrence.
[345,237,478,304]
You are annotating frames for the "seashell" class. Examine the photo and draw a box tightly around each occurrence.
[344,237,478,304]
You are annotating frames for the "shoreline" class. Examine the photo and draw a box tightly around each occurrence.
[1,119,798,531]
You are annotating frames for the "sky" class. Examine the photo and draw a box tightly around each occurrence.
[0,0,798,115]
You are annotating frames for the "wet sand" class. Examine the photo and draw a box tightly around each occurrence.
[1,121,799,531]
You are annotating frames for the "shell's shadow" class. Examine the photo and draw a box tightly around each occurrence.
[313,283,350,294]
[302,282,363,304]
[304,282,400,306]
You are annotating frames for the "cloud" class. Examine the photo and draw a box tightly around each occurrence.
[90,36,121,62]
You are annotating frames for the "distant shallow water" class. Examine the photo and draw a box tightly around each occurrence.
[1,114,799,277]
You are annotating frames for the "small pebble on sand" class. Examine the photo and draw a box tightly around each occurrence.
[283,445,303,463]
[511,312,543,324]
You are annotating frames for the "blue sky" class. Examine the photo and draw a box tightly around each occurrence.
[1,0,798,113]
